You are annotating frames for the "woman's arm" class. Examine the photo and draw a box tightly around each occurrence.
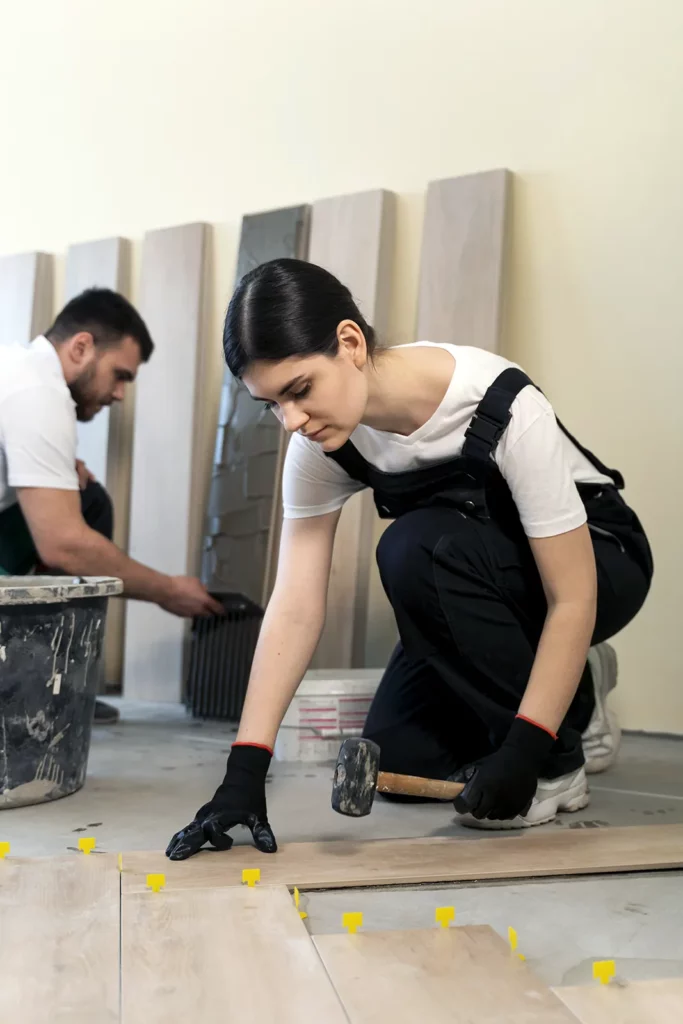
[165,507,342,859]
[453,522,597,823]
[236,508,342,747]
[519,523,597,732]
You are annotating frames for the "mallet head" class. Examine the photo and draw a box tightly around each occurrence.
[331,736,381,817]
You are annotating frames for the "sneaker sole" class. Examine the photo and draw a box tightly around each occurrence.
[457,776,590,831]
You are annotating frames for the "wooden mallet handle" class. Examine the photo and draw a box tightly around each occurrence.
[376,771,465,801]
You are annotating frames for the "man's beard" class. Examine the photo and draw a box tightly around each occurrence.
[69,364,99,422]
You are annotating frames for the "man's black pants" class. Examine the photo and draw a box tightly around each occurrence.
[363,494,652,781]
[0,480,113,576]
[79,480,114,543]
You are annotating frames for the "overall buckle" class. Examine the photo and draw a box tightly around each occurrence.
[464,411,507,448]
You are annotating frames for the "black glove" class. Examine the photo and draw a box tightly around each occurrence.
[452,716,556,821]
[166,743,277,860]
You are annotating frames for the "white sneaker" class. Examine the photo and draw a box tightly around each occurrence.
[456,767,590,830]
[582,642,621,774]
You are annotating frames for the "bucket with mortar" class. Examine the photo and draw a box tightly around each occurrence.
[0,576,122,809]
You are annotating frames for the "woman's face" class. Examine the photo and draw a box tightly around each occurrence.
[242,323,369,451]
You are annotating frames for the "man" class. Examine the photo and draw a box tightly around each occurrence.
[0,287,222,722]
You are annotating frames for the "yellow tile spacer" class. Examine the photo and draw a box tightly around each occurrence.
[508,926,526,961]
[146,873,166,893]
[342,912,363,935]
[293,886,308,920]
[242,868,261,888]
[117,853,123,873]
[593,960,616,986]
[0,842,10,860]
[435,906,455,929]
[78,837,96,855]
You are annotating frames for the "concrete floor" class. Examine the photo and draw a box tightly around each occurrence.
[2,700,683,987]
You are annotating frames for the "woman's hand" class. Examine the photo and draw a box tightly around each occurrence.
[453,717,556,820]
[166,744,276,860]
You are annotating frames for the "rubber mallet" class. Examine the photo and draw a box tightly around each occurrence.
[331,737,465,817]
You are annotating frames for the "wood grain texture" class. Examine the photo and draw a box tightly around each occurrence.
[121,883,347,1023]
[307,189,396,669]
[65,236,132,687]
[124,223,207,701]
[204,205,310,607]
[0,251,53,344]
[121,823,683,894]
[0,855,119,1022]
[416,169,510,352]
[316,925,576,1023]
[554,979,683,1023]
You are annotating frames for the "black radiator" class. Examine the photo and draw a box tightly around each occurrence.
[185,593,264,720]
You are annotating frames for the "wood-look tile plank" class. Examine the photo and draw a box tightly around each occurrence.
[0,855,119,1022]
[121,883,348,1023]
[121,823,683,894]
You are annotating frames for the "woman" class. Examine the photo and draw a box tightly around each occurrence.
[167,258,652,860]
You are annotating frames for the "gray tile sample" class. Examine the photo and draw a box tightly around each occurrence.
[203,204,310,606]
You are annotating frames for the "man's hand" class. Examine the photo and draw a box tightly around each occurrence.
[452,716,557,821]
[166,744,277,860]
[75,459,95,490]
[160,576,224,618]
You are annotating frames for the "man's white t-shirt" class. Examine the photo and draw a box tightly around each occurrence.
[0,336,79,514]
[282,342,612,539]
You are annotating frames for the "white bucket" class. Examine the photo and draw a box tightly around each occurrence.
[274,668,382,762]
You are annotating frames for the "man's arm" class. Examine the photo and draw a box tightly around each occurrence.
[17,487,222,617]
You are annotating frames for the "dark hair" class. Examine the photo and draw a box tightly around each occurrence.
[223,258,376,378]
[46,288,154,362]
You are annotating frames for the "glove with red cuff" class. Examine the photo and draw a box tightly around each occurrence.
[452,715,557,821]
[166,743,277,860]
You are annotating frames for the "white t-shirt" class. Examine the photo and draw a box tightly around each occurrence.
[0,336,79,514]
[282,342,613,539]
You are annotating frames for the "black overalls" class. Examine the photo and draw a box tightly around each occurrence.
[326,369,653,781]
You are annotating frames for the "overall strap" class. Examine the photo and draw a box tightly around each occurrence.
[555,418,625,489]
[462,367,532,462]
[463,366,625,489]
[324,437,373,484]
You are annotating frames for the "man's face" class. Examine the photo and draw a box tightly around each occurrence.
[69,336,142,422]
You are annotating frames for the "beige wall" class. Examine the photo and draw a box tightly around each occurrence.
[1,0,681,732]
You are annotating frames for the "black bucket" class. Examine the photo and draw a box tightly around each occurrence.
[0,576,122,809]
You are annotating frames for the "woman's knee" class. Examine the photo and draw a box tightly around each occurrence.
[377,510,432,584]
[362,723,422,776]
[376,508,469,605]
[362,722,457,783]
